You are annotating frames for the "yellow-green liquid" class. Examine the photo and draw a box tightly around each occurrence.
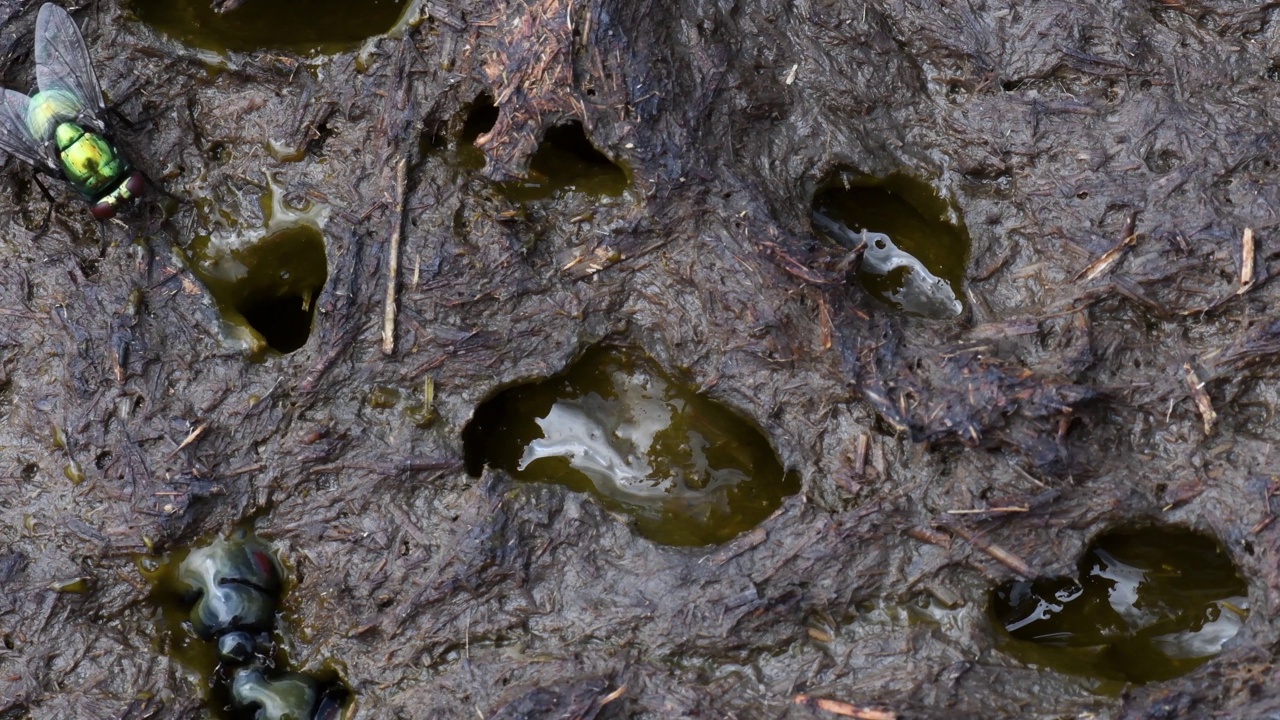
[419,95,496,172]
[500,123,629,202]
[991,526,1249,690]
[132,0,409,54]
[813,174,969,315]
[182,225,328,357]
[463,348,799,546]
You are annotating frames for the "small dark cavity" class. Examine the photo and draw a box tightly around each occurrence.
[306,119,337,158]
[461,95,499,143]
[812,170,970,317]
[446,94,500,170]
[142,528,352,719]
[990,525,1249,689]
[501,122,629,202]
[184,225,328,356]
[462,346,799,546]
[132,0,410,54]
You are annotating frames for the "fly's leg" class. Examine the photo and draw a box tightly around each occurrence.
[28,174,56,241]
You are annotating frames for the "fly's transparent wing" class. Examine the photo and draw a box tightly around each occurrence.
[34,3,105,132]
[0,88,59,172]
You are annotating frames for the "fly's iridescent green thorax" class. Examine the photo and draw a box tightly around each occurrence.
[27,90,136,209]
[54,121,129,194]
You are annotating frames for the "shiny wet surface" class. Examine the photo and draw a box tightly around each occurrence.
[132,0,409,54]
[183,225,328,357]
[991,526,1249,689]
[141,529,348,719]
[813,174,969,318]
[463,347,799,546]
[500,122,628,202]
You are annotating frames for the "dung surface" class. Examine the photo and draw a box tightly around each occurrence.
[2,1,1280,719]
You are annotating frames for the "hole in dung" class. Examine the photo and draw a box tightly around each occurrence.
[443,94,499,171]
[461,95,499,143]
[183,225,328,357]
[501,121,629,202]
[132,0,411,54]
[812,170,969,319]
[990,525,1248,690]
[143,527,352,720]
[462,346,800,547]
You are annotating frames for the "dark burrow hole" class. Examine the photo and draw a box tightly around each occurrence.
[990,525,1249,690]
[183,226,327,356]
[141,528,350,720]
[502,121,629,202]
[132,0,411,54]
[429,94,500,171]
[461,95,499,144]
[462,346,800,547]
[811,171,970,318]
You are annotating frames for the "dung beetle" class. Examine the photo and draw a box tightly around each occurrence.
[176,529,282,662]
[231,665,347,720]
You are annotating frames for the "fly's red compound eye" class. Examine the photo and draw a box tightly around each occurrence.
[126,171,145,196]
[90,201,116,220]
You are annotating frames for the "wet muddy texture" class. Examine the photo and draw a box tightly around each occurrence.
[3,0,1280,718]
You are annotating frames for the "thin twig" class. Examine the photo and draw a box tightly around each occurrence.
[945,506,1029,515]
[1237,227,1256,294]
[948,525,1036,578]
[382,158,408,355]
[793,695,897,720]
[1075,233,1139,281]
[1183,362,1216,435]
[168,424,207,458]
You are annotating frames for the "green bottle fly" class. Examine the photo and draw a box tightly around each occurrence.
[0,4,144,219]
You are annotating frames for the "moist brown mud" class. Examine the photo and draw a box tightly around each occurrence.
[1,1,1279,719]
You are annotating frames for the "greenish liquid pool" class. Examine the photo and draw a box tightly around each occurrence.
[991,526,1249,689]
[132,0,409,54]
[183,225,328,357]
[813,174,969,317]
[426,98,628,201]
[463,348,799,546]
[500,122,629,202]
